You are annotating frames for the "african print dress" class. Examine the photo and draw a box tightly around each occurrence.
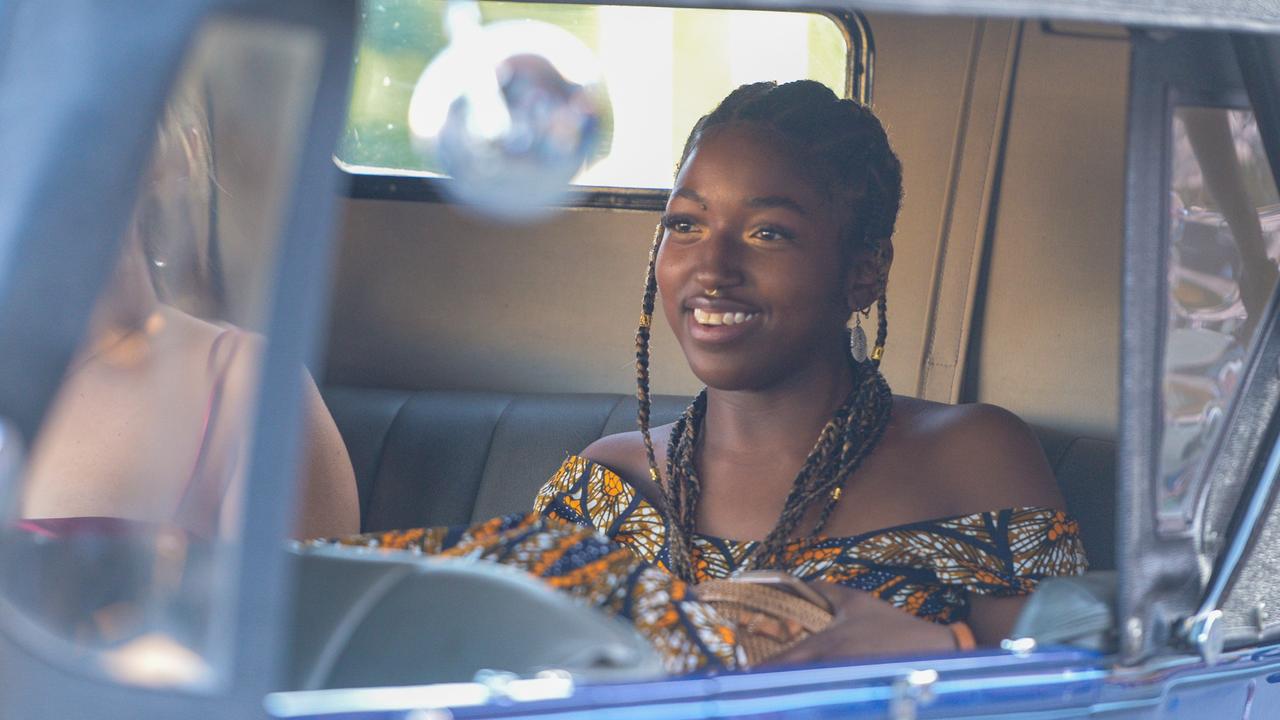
[334,455,1088,674]
[535,456,1089,625]
[335,512,744,674]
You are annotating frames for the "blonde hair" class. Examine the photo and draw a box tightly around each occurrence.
[134,91,224,319]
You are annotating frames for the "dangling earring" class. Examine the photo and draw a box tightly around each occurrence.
[849,308,869,363]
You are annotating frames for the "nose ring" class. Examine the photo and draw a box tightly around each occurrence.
[706,287,721,297]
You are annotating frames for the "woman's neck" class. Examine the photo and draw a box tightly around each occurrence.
[700,343,855,464]
[73,255,162,371]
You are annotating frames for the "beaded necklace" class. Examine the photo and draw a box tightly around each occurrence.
[653,356,893,581]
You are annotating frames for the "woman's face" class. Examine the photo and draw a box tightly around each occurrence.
[657,123,871,391]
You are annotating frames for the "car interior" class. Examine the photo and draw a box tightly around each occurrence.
[271,14,1134,688]
[17,1,1280,715]
[319,14,1124,571]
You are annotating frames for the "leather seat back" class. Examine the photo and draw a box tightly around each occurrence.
[323,386,1117,569]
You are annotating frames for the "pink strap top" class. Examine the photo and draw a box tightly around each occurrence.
[17,327,244,540]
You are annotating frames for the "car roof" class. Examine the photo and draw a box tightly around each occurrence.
[681,0,1280,34]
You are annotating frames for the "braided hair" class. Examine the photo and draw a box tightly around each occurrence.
[634,81,904,581]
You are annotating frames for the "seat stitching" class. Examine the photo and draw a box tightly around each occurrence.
[1055,435,1116,569]
[469,395,517,522]
[364,392,413,531]
[600,395,628,439]
[1052,435,1079,473]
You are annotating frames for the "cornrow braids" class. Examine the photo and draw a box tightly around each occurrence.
[635,80,903,582]
[678,81,903,262]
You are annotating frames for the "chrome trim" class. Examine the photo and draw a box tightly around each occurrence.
[265,682,495,717]
[1184,609,1225,665]
[1188,415,1280,650]
[825,9,874,105]
[490,0,1280,36]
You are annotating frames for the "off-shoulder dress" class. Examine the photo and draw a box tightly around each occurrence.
[336,455,1088,673]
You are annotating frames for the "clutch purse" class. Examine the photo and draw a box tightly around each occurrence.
[694,570,835,665]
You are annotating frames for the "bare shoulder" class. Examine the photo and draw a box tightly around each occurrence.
[900,396,1034,445]
[580,424,673,505]
[158,307,262,368]
[888,396,1065,514]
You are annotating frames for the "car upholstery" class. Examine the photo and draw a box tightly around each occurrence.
[322,386,1118,571]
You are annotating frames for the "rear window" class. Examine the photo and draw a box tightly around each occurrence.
[337,0,857,189]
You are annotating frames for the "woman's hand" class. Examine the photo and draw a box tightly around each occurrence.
[763,581,957,666]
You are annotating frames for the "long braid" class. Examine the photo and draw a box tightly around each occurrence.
[636,80,903,581]
[637,222,699,581]
[636,225,663,483]
[873,294,889,366]
[666,392,704,579]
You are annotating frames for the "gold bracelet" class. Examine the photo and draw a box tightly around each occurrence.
[948,621,976,651]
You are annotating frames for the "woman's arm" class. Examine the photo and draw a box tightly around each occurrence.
[293,371,359,539]
[765,584,1033,666]
[765,583,955,664]
[208,327,358,539]
[967,594,1029,644]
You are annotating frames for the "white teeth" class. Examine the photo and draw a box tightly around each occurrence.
[693,308,758,327]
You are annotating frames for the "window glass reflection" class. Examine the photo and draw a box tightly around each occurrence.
[0,18,322,690]
[1160,106,1280,535]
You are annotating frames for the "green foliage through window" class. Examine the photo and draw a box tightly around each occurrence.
[338,0,851,189]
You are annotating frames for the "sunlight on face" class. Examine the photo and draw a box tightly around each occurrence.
[657,124,855,391]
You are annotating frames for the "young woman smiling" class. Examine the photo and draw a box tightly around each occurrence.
[340,80,1087,672]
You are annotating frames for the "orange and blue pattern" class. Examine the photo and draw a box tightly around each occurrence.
[334,512,746,673]
[534,455,1088,624]
[333,455,1086,674]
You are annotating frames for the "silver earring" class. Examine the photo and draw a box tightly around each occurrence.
[849,312,868,363]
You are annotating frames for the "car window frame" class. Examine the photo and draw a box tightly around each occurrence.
[1120,28,1280,665]
[0,0,358,714]
[1187,33,1280,657]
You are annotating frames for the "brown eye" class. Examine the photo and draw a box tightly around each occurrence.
[661,215,697,234]
[753,225,794,243]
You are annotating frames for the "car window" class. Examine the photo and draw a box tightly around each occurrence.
[0,17,322,691]
[336,0,854,188]
[1159,105,1280,536]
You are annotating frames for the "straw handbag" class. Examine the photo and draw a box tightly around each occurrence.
[694,571,835,665]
